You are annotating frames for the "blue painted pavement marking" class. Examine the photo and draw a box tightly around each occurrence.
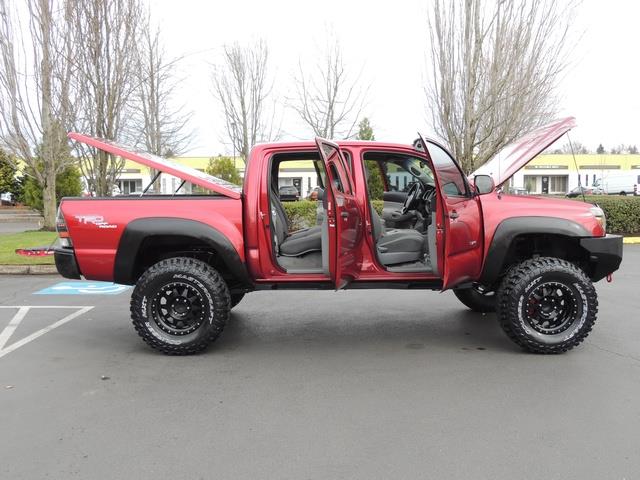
[34,281,131,295]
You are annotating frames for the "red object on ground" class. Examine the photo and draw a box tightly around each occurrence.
[15,247,54,257]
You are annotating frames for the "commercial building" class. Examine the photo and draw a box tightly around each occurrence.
[510,154,640,195]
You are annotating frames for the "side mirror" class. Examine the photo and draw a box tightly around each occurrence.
[473,175,495,195]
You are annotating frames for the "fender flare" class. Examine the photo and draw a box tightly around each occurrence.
[113,217,251,286]
[478,216,590,285]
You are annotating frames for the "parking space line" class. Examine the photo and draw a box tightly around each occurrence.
[0,306,94,359]
[0,307,29,350]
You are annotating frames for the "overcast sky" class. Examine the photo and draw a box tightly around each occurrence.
[152,0,639,156]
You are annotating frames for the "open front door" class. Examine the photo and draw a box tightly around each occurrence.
[417,135,483,289]
[315,138,363,289]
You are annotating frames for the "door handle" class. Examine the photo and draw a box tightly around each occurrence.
[449,211,459,219]
[341,211,349,218]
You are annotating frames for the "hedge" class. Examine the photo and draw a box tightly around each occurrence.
[282,196,640,235]
[581,195,640,235]
[282,200,384,231]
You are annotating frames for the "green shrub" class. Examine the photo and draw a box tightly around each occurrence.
[582,195,640,235]
[21,166,82,212]
[282,199,385,231]
[282,200,319,230]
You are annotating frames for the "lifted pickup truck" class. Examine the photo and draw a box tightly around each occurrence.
[55,117,623,355]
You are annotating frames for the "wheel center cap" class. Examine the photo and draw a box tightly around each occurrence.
[172,299,189,315]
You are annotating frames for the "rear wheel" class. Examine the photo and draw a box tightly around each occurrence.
[496,257,597,354]
[130,257,230,355]
[453,285,496,312]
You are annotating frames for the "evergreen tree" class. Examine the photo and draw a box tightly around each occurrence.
[356,118,375,141]
[206,156,242,185]
[596,144,605,154]
[22,165,82,213]
[355,118,384,200]
[0,149,18,200]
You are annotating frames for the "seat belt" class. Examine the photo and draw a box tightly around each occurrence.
[270,190,280,253]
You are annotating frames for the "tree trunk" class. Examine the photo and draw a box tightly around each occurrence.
[42,172,57,230]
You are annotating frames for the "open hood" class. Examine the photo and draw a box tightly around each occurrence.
[471,117,576,187]
[68,133,242,199]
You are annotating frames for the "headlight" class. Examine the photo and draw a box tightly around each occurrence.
[590,206,606,232]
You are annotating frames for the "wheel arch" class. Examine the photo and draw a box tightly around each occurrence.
[479,217,591,286]
[114,217,251,288]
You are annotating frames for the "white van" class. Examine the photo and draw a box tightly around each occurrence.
[593,172,640,196]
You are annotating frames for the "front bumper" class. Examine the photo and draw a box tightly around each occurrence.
[54,247,81,280]
[580,234,623,282]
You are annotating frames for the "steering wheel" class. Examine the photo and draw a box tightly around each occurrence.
[401,182,423,214]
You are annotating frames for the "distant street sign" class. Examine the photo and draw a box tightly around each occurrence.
[34,281,130,295]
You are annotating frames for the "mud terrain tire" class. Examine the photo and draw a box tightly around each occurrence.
[130,257,230,355]
[497,257,597,354]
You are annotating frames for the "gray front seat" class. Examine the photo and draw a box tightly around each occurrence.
[271,187,322,256]
[370,205,425,265]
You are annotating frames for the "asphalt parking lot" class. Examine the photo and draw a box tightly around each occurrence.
[0,246,638,479]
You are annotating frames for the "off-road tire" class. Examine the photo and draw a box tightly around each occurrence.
[230,293,245,309]
[454,286,496,312]
[496,257,597,354]
[130,257,230,355]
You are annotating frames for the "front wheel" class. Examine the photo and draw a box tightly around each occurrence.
[454,285,496,312]
[130,257,230,355]
[496,257,597,354]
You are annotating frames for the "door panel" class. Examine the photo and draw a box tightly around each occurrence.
[315,138,363,289]
[417,135,483,289]
[440,195,483,287]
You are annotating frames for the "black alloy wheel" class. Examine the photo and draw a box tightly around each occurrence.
[130,257,230,355]
[497,257,597,354]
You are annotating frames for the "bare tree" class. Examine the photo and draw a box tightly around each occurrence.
[0,0,76,228]
[426,0,575,173]
[133,17,194,191]
[292,37,366,139]
[212,40,278,160]
[70,0,143,196]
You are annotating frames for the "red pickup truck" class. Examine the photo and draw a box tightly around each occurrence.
[54,117,623,355]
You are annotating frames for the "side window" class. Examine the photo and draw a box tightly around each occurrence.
[321,144,352,194]
[362,153,435,198]
[328,163,344,193]
[427,142,469,197]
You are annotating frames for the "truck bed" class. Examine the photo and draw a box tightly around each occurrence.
[60,196,244,281]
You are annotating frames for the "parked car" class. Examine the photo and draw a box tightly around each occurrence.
[506,187,529,195]
[278,185,300,201]
[566,186,604,198]
[55,117,622,356]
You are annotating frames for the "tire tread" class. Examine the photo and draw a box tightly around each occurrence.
[496,257,598,354]
[130,257,230,355]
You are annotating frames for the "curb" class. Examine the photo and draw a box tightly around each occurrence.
[0,265,57,275]
[0,216,43,223]
[623,237,640,244]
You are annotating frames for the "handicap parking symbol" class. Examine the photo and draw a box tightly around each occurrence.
[35,281,131,295]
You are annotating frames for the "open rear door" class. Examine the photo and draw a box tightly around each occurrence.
[315,138,363,289]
